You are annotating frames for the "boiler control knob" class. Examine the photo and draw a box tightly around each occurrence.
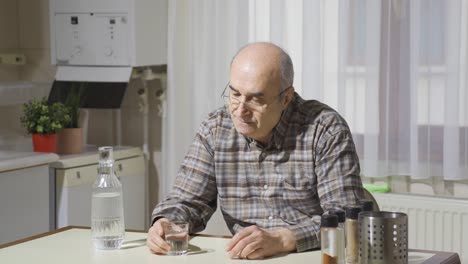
[72,46,82,56]
[104,47,114,57]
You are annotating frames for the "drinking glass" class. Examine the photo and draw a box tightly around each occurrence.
[163,221,189,256]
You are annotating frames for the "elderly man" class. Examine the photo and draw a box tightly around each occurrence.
[147,42,364,259]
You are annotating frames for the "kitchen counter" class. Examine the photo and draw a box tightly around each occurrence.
[49,145,141,169]
[0,150,59,173]
[0,146,138,172]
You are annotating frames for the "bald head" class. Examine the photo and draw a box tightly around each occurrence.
[227,42,295,144]
[231,42,294,91]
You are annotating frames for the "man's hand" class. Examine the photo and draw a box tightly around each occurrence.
[147,218,171,254]
[225,225,296,259]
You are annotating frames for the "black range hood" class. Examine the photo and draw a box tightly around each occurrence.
[48,81,127,109]
[47,66,133,108]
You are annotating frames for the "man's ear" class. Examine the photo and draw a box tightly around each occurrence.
[281,86,295,110]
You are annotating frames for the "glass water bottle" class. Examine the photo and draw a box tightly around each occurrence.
[91,146,125,249]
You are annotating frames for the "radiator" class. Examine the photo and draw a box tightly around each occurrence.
[374,193,468,264]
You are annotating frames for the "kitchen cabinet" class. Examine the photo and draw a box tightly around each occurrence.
[0,151,59,245]
[49,146,145,230]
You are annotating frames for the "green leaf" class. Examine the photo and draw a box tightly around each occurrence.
[20,97,72,134]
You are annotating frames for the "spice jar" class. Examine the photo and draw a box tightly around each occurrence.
[359,199,374,212]
[328,209,346,256]
[328,209,345,229]
[321,214,345,264]
[345,205,362,264]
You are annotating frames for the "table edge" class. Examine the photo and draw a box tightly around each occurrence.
[412,249,461,264]
[0,226,79,249]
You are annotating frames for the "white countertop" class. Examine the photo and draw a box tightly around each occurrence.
[0,145,141,172]
[49,145,142,169]
[0,150,59,173]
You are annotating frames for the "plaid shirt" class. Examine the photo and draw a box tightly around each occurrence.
[152,93,364,252]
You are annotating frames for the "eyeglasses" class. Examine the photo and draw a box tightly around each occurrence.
[222,83,289,113]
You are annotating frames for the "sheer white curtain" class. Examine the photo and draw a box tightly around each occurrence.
[374,0,468,180]
[161,0,468,199]
[161,0,250,199]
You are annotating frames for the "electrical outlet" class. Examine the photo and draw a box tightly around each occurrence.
[0,54,26,65]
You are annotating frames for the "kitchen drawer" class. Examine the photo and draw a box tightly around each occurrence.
[56,157,144,188]
[54,155,145,230]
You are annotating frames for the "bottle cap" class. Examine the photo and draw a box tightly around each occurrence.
[321,214,338,228]
[345,205,362,220]
[359,200,374,212]
[98,146,114,166]
[328,209,345,223]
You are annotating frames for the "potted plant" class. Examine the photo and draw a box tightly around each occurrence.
[20,97,70,153]
[57,83,85,154]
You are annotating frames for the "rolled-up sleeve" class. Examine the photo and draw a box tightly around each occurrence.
[288,125,364,252]
[286,216,321,252]
[316,126,364,213]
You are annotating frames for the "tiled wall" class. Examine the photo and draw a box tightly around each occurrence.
[0,0,54,134]
[0,0,55,82]
[0,0,21,81]
[17,0,55,82]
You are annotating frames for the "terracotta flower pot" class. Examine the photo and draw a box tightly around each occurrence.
[57,128,83,155]
[32,133,58,153]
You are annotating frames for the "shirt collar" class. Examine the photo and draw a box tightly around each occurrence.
[268,93,298,150]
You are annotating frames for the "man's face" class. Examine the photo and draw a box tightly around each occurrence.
[227,65,286,144]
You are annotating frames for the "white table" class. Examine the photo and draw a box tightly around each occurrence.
[0,227,461,264]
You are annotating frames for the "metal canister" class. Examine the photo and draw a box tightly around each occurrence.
[359,211,408,264]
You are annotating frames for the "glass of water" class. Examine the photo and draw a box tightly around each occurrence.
[163,221,189,255]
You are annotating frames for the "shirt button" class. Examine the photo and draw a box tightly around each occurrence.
[263,185,268,190]
[268,216,273,220]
